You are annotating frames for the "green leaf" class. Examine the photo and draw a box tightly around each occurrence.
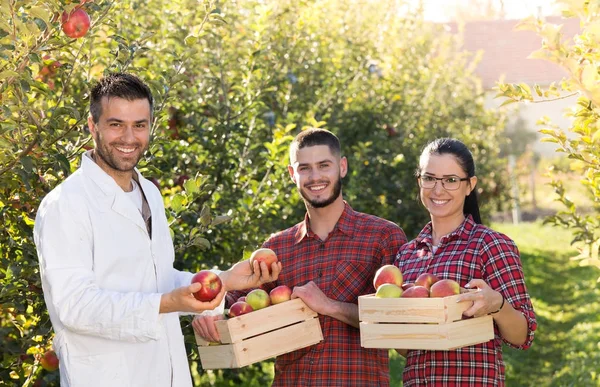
[183,178,198,195]
[28,6,50,26]
[191,236,211,250]
[20,156,34,173]
[171,193,186,213]
[0,70,19,80]
[211,215,232,226]
[199,204,211,226]
[208,14,227,25]
[499,99,517,108]
[184,34,198,46]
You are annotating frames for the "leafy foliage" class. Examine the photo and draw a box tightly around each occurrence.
[496,0,600,276]
[1,0,509,385]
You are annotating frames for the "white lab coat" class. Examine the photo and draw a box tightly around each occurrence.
[34,152,201,387]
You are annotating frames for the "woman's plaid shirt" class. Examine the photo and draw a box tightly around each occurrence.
[394,215,537,387]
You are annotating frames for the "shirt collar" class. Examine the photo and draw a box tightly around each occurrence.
[294,201,356,244]
[81,150,143,196]
[415,214,476,248]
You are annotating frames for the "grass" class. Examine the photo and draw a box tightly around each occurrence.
[389,221,600,386]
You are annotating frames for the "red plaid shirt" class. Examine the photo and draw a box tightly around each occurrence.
[227,202,406,386]
[394,215,537,386]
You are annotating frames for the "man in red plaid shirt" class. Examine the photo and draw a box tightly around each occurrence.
[193,128,407,386]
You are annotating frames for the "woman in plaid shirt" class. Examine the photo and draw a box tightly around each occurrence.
[394,138,537,386]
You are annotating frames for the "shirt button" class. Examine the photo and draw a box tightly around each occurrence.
[319,244,324,249]
[309,360,314,365]
[318,271,323,277]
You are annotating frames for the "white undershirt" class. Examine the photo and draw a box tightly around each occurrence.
[125,179,143,214]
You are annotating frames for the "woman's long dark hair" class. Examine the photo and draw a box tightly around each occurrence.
[418,138,482,224]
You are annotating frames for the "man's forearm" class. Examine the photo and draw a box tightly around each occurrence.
[325,300,360,328]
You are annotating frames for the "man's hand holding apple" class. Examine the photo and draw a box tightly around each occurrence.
[160,282,226,314]
[219,259,281,292]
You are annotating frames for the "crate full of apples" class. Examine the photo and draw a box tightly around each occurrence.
[194,249,323,369]
[358,265,494,351]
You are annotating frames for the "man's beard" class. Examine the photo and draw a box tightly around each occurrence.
[299,175,342,209]
[94,132,145,172]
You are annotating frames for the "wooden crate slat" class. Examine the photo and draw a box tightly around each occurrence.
[234,318,323,367]
[359,315,494,350]
[216,298,317,344]
[196,340,240,369]
[358,293,473,323]
[197,318,323,369]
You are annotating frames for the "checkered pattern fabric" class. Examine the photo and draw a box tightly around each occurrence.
[227,202,407,386]
[395,215,537,386]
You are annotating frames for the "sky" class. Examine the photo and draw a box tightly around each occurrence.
[407,0,561,22]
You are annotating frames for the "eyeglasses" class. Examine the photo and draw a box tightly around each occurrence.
[418,175,469,191]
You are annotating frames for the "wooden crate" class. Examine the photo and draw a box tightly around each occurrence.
[359,293,472,324]
[195,298,323,369]
[358,293,495,350]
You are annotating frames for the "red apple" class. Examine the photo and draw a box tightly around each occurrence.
[191,270,222,302]
[415,272,439,290]
[40,350,59,372]
[375,283,402,298]
[373,264,403,291]
[237,296,246,303]
[430,279,461,298]
[269,285,292,304]
[229,301,253,317]
[249,248,278,274]
[246,288,271,310]
[61,8,91,39]
[401,285,430,298]
[401,283,415,291]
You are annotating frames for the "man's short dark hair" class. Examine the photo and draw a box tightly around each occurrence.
[289,128,341,161]
[90,73,153,123]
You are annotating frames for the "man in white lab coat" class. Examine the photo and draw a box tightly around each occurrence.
[34,73,280,387]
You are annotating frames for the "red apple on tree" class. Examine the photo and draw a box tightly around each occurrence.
[61,8,91,39]
[430,279,461,298]
[229,301,253,317]
[40,350,59,372]
[246,288,271,310]
[269,285,292,304]
[401,285,430,298]
[249,248,278,274]
[191,270,222,302]
[415,272,439,290]
[373,264,403,291]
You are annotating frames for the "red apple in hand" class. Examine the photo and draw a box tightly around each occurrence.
[61,8,91,39]
[269,285,292,304]
[401,285,430,298]
[373,265,403,291]
[229,301,253,317]
[249,248,278,274]
[415,272,439,290]
[191,270,222,302]
[246,289,271,310]
[40,350,59,372]
[430,279,461,298]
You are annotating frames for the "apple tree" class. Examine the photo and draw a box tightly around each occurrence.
[1,0,513,385]
[497,0,600,276]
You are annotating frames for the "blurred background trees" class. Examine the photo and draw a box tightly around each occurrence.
[1,0,512,385]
